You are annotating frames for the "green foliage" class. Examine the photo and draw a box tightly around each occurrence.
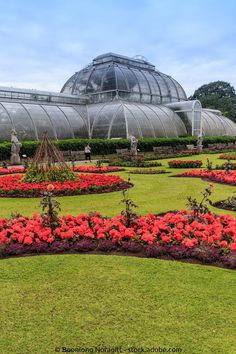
[219,195,236,211]
[0,142,11,160]
[190,81,236,122]
[215,161,236,171]
[120,188,138,227]
[187,184,214,221]
[109,159,162,167]
[40,187,61,230]
[206,157,213,171]
[191,81,235,98]
[22,163,77,183]
[2,136,236,160]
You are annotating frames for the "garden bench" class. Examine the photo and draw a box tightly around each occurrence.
[207,143,218,150]
[116,148,129,156]
[174,144,185,151]
[186,144,197,150]
[71,150,85,159]
[62,150,71,158]
[62,150,85,160]
[153,146,173,154]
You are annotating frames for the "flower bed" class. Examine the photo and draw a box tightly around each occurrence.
[175,170,236,186]
[219,154,236,160]
[0,167,25,175]
[73,166,123,173]
[109,160,162,168]
[0,174,131,197]
[215,163,236,170]
[0,211,236,268]
[129,169,167,174]
[168,160,203,168]
[213,195,236,212]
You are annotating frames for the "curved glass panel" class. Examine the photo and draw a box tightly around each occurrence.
[59,106,88,138]
[2,102,36,140]
[102,66,116,91]
[61,72,78,95]
[201,110,236,136]
[42,105,73,139]
[86,67,107,93]
[138,104,166,137]
[22,104,56,139]
[0,104,13,141]
[115,66,129,91]
[165,77,179,101]
[91,102,120,138]
[125,103,150,137]
[116,66,140,93]
[142,71,161,96]
[74,68,93,95]
[109,106,127,138]
[130,69,151,95]
[171,78,187,100]
[152,73,169,100]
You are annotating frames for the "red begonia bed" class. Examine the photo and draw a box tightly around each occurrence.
[0,174,131,197]
[0,211,236,268]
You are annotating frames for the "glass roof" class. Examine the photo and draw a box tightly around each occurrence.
[61,53,187,104]
[88,100,187,139]
[0,102,88,141]
[202,109,236,136]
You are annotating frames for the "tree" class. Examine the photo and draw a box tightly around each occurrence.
[189,81,236,122]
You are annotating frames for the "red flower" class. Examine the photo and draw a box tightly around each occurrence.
[219,240,228,248]
[230,243,236,251]
[47,184,55,191]
[24,236,33,245]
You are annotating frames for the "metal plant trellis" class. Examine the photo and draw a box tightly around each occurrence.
[23,131,76,182]
[33,131,67,171]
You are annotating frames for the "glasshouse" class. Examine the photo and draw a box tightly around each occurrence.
[0,52,236,141]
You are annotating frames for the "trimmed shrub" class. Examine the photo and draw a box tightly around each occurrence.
[168,160,203,168]
[1,135,236,161]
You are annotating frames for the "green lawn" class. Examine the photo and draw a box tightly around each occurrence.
[0,255,235,354]
[0,152,236,354]
[0,153,235,218]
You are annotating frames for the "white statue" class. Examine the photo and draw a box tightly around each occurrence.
[197,131,203,152]
[10,129,22,165]
[129,135,138,156]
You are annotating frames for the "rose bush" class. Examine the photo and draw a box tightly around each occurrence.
[168,160,203,168]
[176,170,236,186]
[0,174,130,197]
[0,210,236,267]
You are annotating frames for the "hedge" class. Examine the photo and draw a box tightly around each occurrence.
[1,136,236,160]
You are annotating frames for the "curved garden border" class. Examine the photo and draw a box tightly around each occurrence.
[0,174,132,198]
[0,211,236,268]
[175,170,236,186]
[73,166,124,173]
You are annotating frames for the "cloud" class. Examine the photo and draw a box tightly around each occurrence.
[0,0,236,98]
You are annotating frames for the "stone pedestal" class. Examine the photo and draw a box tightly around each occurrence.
[10,153,21,165]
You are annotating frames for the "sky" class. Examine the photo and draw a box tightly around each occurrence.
[0,0,236,97]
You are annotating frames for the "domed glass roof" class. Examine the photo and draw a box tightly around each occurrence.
[61,53,187,104]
